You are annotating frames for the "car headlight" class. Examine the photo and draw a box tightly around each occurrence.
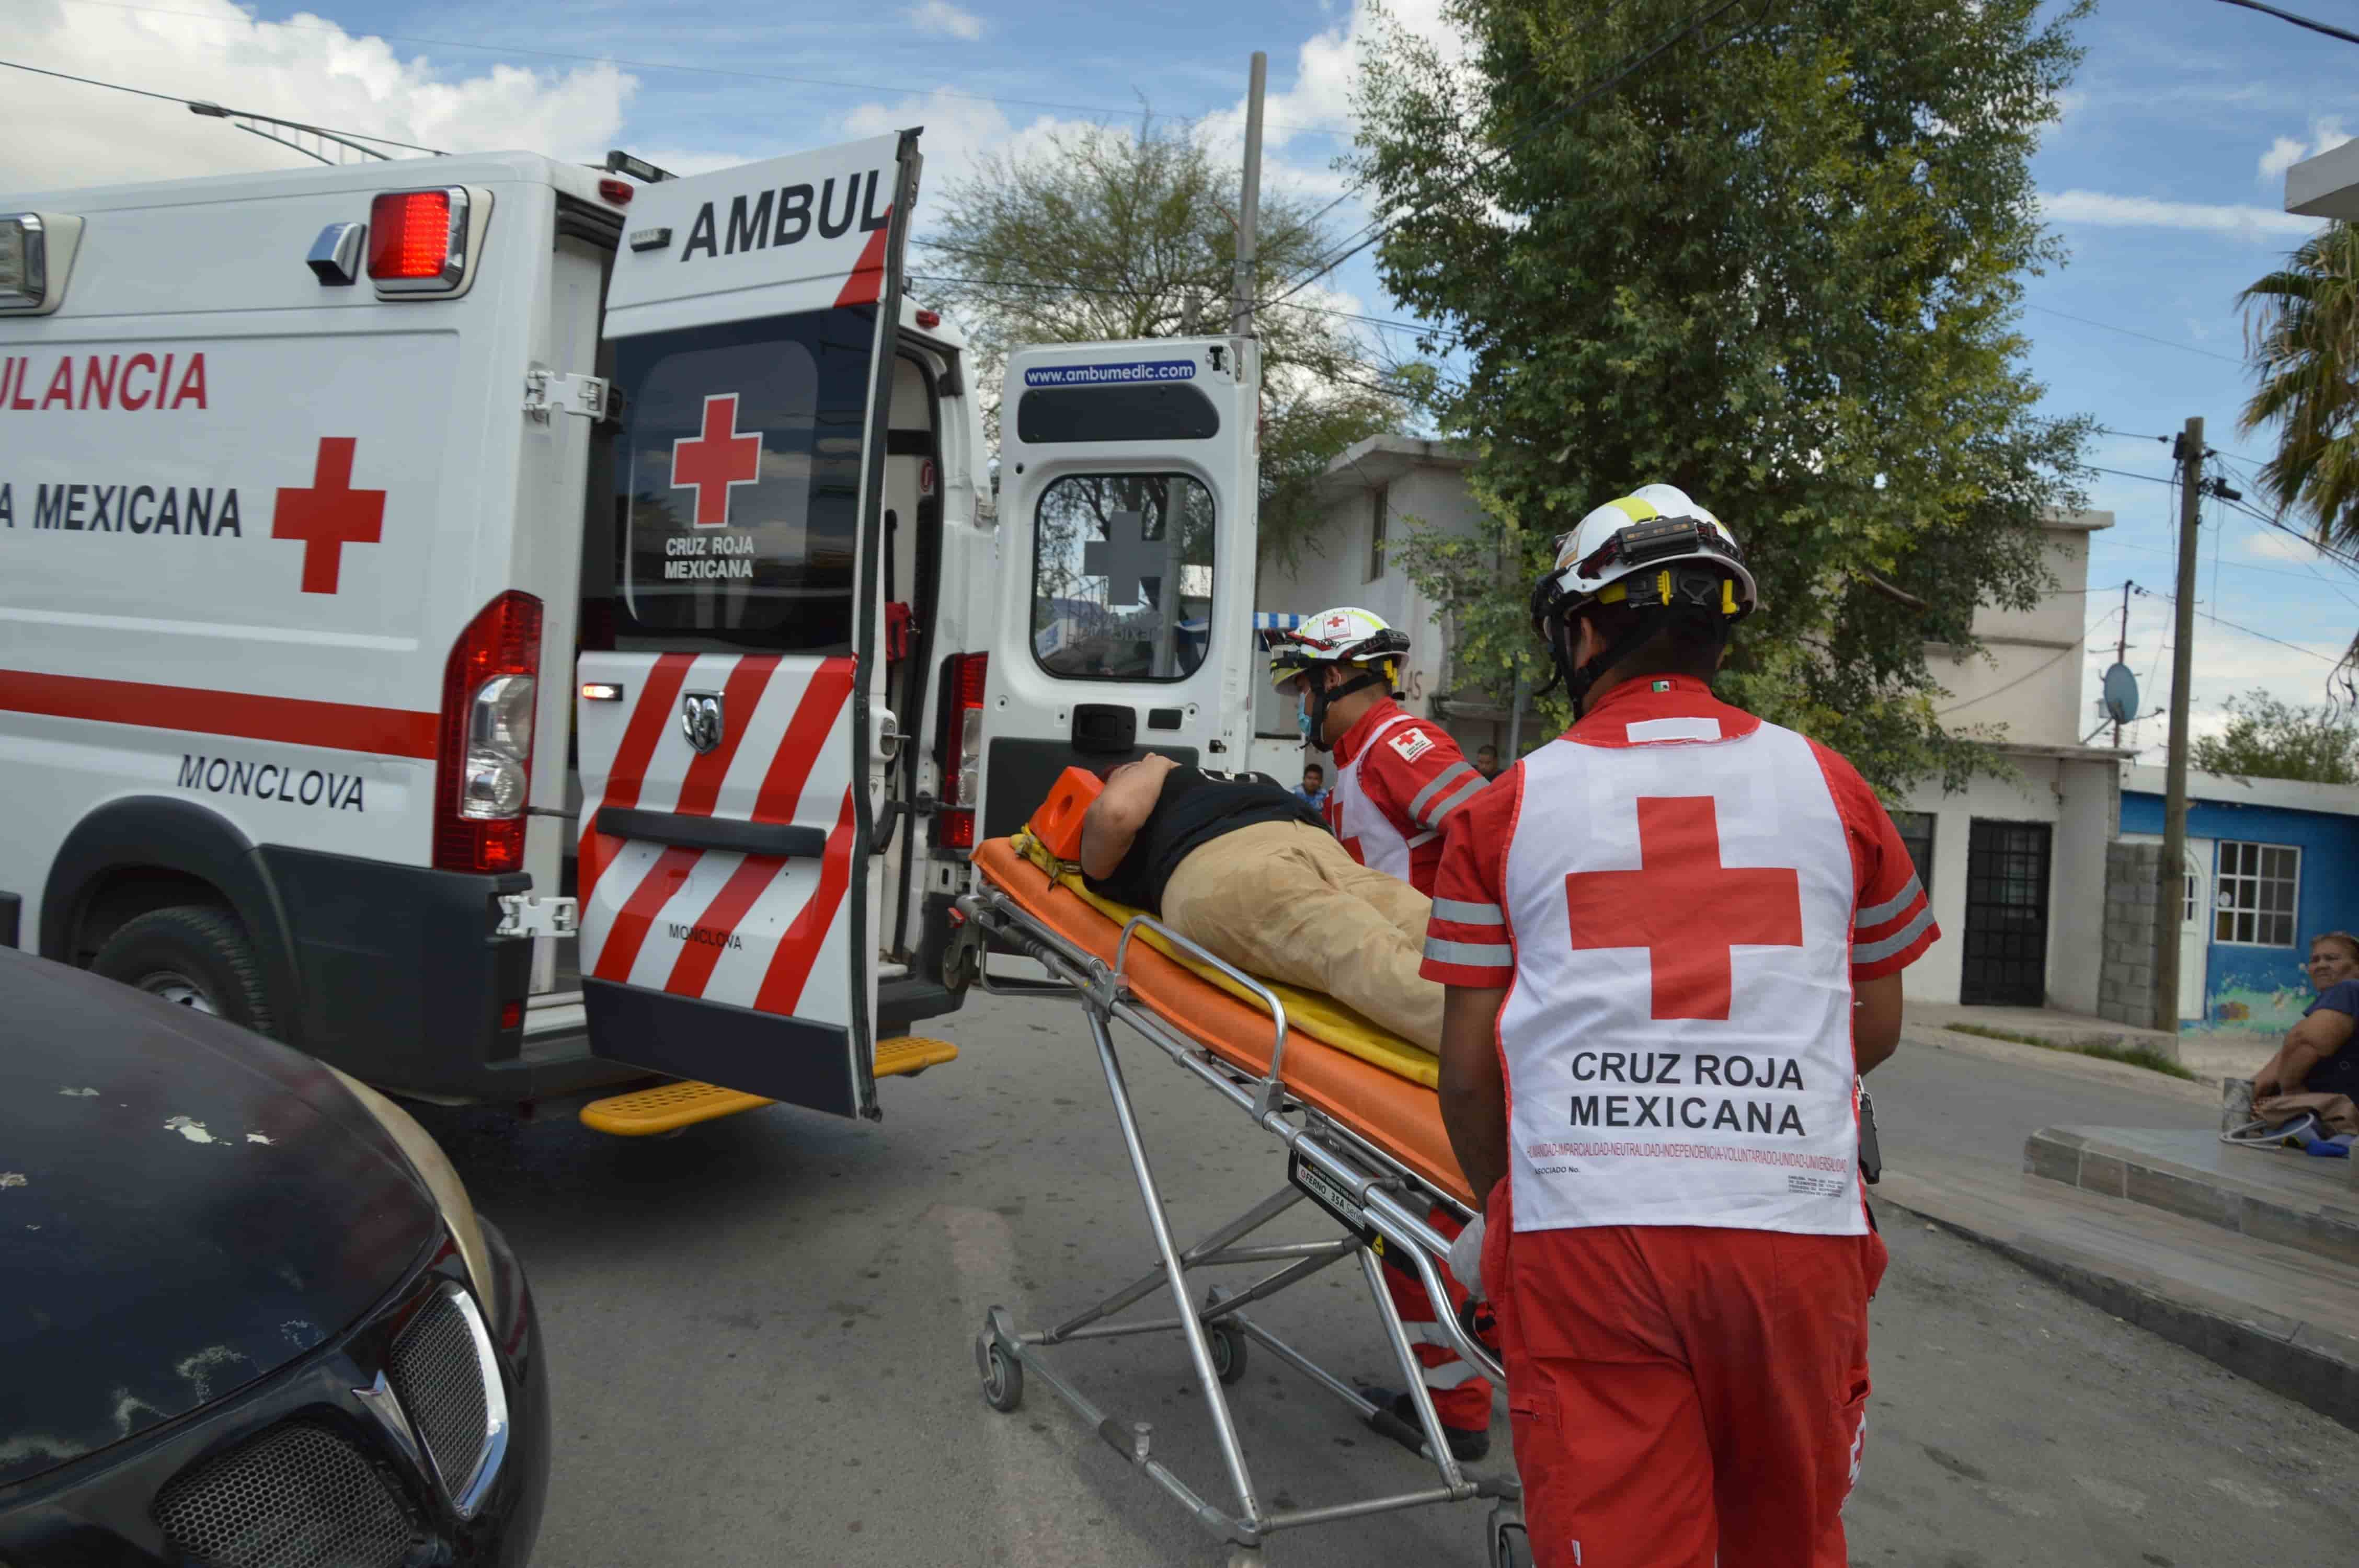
[329,1067,498,1321]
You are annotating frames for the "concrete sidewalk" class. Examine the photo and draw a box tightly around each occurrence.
[1906,999,2278,1081]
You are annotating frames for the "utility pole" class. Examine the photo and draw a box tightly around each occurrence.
[2112,580,2131,750]
[1231,51,1267,338]
[2156,416,2203,1035]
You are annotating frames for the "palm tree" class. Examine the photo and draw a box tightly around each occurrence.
[2240,222,2359,550]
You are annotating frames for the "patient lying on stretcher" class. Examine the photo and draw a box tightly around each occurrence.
[1077,755,1443,1052]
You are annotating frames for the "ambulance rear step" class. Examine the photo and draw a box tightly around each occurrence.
[577,1037,960,1136]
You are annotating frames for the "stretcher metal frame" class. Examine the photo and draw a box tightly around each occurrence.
[959,884,1524,1566]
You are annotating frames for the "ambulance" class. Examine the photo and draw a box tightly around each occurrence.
[0,131,1263,1126]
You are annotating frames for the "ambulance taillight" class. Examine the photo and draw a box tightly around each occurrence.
[937,652,988,850]
[368,188,471,295]
[434,592,543,874]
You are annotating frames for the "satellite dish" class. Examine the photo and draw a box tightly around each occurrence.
[2101,662,2140,726]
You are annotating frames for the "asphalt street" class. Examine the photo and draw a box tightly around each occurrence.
[409,997,2359,1566]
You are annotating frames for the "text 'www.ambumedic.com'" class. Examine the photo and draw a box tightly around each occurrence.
[1020,359,1197,388]
[1526,1142,1850,1175]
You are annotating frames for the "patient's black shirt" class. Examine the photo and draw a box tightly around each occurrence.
[1084,765,1326,914]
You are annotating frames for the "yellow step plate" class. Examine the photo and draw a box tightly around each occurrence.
[579,1080,773,1136]
[876,1035,960,1079]
[580,1039,959,1135]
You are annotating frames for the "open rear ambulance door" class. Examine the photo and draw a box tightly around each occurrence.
[979,338,1263,840]
[576,131,920,1119]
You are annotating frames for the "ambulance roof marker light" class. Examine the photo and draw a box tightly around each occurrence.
[915,308,941,329]
[367,187,471,296]
[596,178,634,207]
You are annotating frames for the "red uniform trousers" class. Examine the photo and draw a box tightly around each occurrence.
[1379,1204,1494,1432]
[1482,1186,1886,1568]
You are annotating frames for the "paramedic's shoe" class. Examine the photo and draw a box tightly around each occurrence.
[1368,1387,1491,1462]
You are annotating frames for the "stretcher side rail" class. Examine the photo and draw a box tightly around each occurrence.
[965,886,1503,1387]
[956,882,1521,1563]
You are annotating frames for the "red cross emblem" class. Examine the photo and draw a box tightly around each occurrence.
[1564,795,1802,1020]
[672,393,763,527]
[272,437,386,595]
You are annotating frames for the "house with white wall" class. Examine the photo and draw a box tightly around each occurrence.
[1257,435,2125,1010]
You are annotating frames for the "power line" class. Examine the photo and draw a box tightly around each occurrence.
[0,56,446,154]
[1258,0,1760,310]
[42,0,1353,138]
[1938,614,2106,714]
[2214,0,2359,48]
[2133,583,2342,664]
[2025,304,2246,366]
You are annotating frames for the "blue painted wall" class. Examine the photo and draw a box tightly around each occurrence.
[2122,791,2359,1030]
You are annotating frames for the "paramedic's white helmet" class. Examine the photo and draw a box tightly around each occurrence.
[1532,485,1758,624]
[1268,606,1412,690]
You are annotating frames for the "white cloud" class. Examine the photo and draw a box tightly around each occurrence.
[2038,189,2318,241]
[1,0,636,191]
[904,0,985,42]
[2243,527,2333,564]
[2260,117,2350,183]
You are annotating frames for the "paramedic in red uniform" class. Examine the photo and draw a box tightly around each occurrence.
[1272,606,1499,1461]
[1422,485,1937,1567]
[1270,607,1488,895]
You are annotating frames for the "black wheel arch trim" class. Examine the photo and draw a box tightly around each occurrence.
[42,795,305,1041]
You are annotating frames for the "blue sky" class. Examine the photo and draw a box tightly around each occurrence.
[6,0,2358,756]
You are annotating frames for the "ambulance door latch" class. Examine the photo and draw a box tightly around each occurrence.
[496,894,579,939]
[523,371,610,424]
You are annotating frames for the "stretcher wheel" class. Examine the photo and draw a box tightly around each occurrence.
[1208,1320,1249,1386]
[981,1342,1024,1413]
[1486,1504,1527,1568]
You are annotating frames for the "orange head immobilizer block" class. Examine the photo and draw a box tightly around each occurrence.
[1030,766,1104,863]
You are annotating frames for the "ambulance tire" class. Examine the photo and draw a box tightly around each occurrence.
[90,906,279,1039]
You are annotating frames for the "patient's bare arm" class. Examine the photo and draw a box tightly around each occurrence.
[1080,755,1180,879]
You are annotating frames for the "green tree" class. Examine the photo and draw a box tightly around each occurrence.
[1354,0,2091,791]
[2191,688,2359,785]
[917,119,1413,565]
[2240,223,2359,561]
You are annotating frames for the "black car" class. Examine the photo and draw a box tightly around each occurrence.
[0,948,549,1566]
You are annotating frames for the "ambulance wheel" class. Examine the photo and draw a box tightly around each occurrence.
[91,906,278,1037]
[981,1342,1024,1413]
[1209,1320,1249,1385]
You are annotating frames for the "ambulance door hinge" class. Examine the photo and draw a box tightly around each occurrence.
[523,370,611,424]
[495,894,579,939]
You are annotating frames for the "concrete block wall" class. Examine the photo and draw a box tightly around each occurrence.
[2099,840,2165,1030]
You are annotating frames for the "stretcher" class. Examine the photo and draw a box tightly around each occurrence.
[960,832,1525,1566]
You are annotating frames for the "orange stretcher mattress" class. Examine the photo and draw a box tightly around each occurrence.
[974,836,1473,1207]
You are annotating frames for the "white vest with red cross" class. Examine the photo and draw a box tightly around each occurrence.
[1493,702,1869,1236]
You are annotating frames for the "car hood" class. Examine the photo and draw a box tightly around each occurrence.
[0,951,440,1488]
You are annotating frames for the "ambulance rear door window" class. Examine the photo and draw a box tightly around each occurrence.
[609,307,876,652]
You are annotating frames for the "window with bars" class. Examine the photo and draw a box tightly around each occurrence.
[2214,841,2300,947]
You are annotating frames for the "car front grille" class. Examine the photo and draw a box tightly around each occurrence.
[387,1288,491,1497]
[152,1421,417,1568]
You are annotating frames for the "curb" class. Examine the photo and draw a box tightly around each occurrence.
[1902,1023,2217,1106]
[1874,1171,2359,1434]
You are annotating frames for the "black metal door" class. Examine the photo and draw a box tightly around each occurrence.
[1961,819,2051,1006]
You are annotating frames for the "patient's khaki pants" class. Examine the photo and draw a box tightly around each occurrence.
[1161,820,1443,1052]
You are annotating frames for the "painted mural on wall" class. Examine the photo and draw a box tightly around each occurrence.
[2202,950,2315,1034]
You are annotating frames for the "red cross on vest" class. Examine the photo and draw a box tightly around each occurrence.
[1564,795,1803,1020]
[272,437,386,595]
[672,393,763,527]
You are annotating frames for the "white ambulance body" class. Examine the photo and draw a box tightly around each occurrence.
[0,133,1264,1120]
